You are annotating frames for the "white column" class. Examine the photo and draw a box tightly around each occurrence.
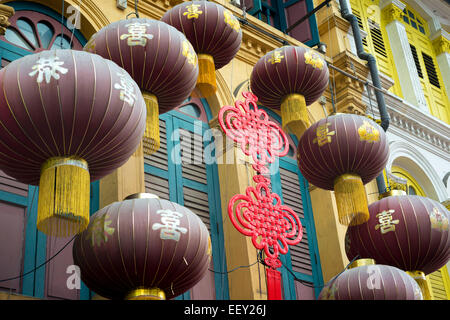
[380,0,429,112]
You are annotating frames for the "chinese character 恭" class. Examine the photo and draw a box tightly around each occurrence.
[268,50,284,64]
[152,209,188,241]
[183,4,203,19]
[375,209,399,234]
[114,72,137,106]
[86,213,115,247]
[224,9,240,31]
[29,56,68,84]
[120,22,153,47]
[313,123,335,146]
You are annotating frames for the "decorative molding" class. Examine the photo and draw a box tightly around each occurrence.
[330,51,370,115]
[0,4,14,36]
[431,33,450,56]
[442,199,450,210]
[364,91,450,163]
[380,1,406,24]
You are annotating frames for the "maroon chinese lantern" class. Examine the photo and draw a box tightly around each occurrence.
[72,193,211,300]
[297,114,389,226]
[0,50,146,237]
[345,195,450,299]
[84,18,199,153]
[250,45,329,138]
[161,1,242,97]
[319,259,423,300]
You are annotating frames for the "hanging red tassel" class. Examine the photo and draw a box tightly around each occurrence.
[266,268,283,300]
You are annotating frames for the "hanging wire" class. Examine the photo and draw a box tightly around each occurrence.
[61,0,65,48]
[126,0,140,19]
[68,0,83,48]
[0,236,76,283]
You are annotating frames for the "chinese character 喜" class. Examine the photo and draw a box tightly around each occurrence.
[152,209,188,241]
[120,22,153,47]
[114,72,137,106]
[183,4,203,19]
[375,209,399,234]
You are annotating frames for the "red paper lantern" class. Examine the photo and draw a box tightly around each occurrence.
[72,193,211,300]
[161,1,242,97]
[297,114,389,226]
[250,45,329,138]
[346,195,449,278]
[319,259,423,300]
[0,50,146,236]
[84,18,199,153]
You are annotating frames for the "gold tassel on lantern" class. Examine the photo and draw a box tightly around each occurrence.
[281,93,309,139]
[333,173,370,226]
[406,271,433,300]
[143,92,160,155]
[196,54,217,98]
[126,287,166,300]
[37,157,90,237]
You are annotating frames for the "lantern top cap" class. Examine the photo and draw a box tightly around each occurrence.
[348,258,376,269]
[124,193,160,200]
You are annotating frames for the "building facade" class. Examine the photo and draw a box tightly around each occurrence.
[0,0,448,300]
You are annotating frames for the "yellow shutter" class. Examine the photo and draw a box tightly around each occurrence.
[349,0,403,97]
[428,266,450,300]
[401,5,450,124]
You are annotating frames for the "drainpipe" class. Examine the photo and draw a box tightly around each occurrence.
[338,0,390,195]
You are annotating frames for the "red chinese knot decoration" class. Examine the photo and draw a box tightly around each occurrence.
[219,92,303,300]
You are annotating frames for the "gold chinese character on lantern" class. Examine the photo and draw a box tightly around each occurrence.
[224,9,240,31]
[375,209,399,234]
[86,213,115,247]
[305,50,324,70]
[429,207,449,231]
[313,122,335,146]
[183,4,203,19]
[268,50,284,64]
[120,22,153,47]
[182,40,197,66]
[358,120,380,142]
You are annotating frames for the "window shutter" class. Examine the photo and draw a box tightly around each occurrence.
[352,9,367,47]
[422,52,441,88]
[179,128,216,300]
[279,167,312,276]
[429,269,450,300]
[0,170,28,197]
[144,120,171,200]
[0,202,26,294]
[284,1,313,44]
[368,19,387,58]
[409,44,424,79]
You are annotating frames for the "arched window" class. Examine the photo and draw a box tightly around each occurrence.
[391,165,450,300]
[0,2,91,301]
[0,3,84,67]
[144,97,228,300]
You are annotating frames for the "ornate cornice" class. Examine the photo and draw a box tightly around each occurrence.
[380,0,406,24]
[431,33,450,56]
[364,92,450,161]
[0,4,14,36]
[330,51,370,114]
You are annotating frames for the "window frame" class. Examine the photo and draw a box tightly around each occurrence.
[143,99,230,300]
